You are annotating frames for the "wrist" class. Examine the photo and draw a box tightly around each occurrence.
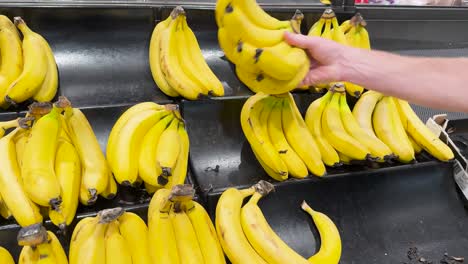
[339,47,369,85]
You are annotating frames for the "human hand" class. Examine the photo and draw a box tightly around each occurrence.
[284,31,352,86]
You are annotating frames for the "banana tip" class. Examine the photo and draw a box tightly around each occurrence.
[49,197,62,211]
[301,200,311,211]
[4,96,18,108]
[13,16,24,26]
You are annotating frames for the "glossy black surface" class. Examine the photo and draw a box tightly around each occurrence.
[206,161,468,264]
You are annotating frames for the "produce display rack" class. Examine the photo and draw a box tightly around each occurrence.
[1,1,468,263]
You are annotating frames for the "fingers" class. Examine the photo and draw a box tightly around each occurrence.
[284,31,315,50]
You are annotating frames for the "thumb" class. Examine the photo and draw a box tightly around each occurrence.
[284,32,314,49]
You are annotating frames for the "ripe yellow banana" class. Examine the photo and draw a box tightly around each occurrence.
[47,231,68,264]
[373,97,415,163]
[15,128,29,166]
[338,152,353,165]
[69,217,96,264]
[268,99,308,178]
[6,17,48,105]
[101,172,118,199]
[118,212,152,264]
[408,134,423,154]
[339,93,394,161]
[64,105,109,204]
[20,239,57,264]
[217,27,235,63]
[109,108,170,185]
[149,15,180,97]
[394,98,454,161]
[216,186,267,264]
[49,139,81,229]
[228,0,290,29]
[0,128,42,226]
[160,9,204,100]
[32,32,58,102]
[0,17,23,107]
[0,118,20,138]
[241,183,309,264]
[302,201,342,264]
[107,102,165,165]
[322,91,371,160]
[305,91,341,167]
[155,117,181,179]
[0,193,12,219]
[241,93,287,180]
[308,17,325,36]
[167,122,190,189]
[105,221,132,264]
[148,190,179,264]
[283,94,326,176]
[22,107,62,208]
[352,90,383,137]
[0,246,14,264]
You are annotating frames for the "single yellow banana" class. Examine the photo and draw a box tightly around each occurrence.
[0,246,14,264]
[69,217,96,264]
[241,183,309,264]
[302,201,342,264]
[32,32,58,102]
[408,134,423,154]
[0,15,19,36]
[373,97,415,163]
[268,99,308,178]
[229,0,291,29]
[217,27,235,63]
[308,18,325,36]
[46,231,68,264]
[283,94,326,176]
[149,15,180,97]
[241,93,288,180]
[167,122,190,189]
[118,212,152,264]
[0,193,12,219]
[305,91,341,167]
[352,90,384,137]
[0,128,42,226]
[64,105,109,204]
[339,19,352,33]
[160,9,204,100]
[19,244,36,264]
[0,118,20,138]
[109,108,170,185]
[339,93,394,161]
[6,17,48,105]
[15,128,29,166]
[155,117,181,179]
[322,92,371,160]
[138,114,174,186]
[216,186,267,264]
[49,139,81,228]
[394,98,454,161]
[29,237,58,264]
[148,190,180,264]
[331,14,348,45]
[101,172,118,199]
[321,18,333,40]
[22,107,62,208]
[105,221,132,264]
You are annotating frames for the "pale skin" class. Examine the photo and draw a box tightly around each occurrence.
[284,32,468,113]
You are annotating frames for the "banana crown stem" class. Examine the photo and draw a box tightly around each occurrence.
[17,224,48,247]
[97,207,125,224]
[253,180,275,196]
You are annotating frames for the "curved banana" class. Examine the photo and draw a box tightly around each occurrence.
[0,118,20,138]
[217,27,235,62]
[69,217,96,264]
[100,171,118,199]
[0,15,19,36]
[32,33,58,102]
[322,91,371,160]
[148,190,179,264]
[305,91,341,167]
[155,117,181,180]
[230,0,291,29]
[109,108,170,185]
[149,16,180,97]
[6,17,48,105]
[302,201,341,264]
[268,99,308,178]
[0,128,42,226]
[240,93,287,180]
[308,17,325,36]
[118,212,152,264]
[167,122,190,189]
[352,90,384,138]
[0,246,14,264]
[22,107,62,208]
[49,139,81,229]
[15,128,29,166]
[216,186,267,264]
[241,184,309,264]
[105,221,132,264]
[47,231,68,264]
[64,106,109,204]
[283,94,326,176]
[408,134,423,154]
[339,93,394,161]
[373,97,415,163]
[20,239,57,264]
[394,98,454,161]
[160,9,204,100]
[0,193,12,219]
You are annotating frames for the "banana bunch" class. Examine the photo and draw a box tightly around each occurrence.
[18,224,68,264]
[148,184,225,264]
[107,102,189,192]
[0,246,14,264]
[149,6,224,100]
[308,10,369,97]
[216,0,310,94]
[241,92,325,180]
[0,16,58,108]
[216,180,342,264]
[69,207,151,264]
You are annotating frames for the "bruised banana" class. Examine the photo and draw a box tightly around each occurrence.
[0,16,22,107]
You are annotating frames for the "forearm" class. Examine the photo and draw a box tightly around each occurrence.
[342,48,468,112]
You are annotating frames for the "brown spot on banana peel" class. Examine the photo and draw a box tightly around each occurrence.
[256,74,264,82]
[225,3,234,13]
[236,41,243,53]
[278,149,288,154]
[157,175,169,186]
[49,197,62,212]
[254,48,263,63]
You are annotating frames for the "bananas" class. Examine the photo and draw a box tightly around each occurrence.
[216,0,309,94]
[241,92,327,181]
[118,212,152,264]
[0,246,14,264]
[149,7,224,99]
[18,226,68,264]
[217,181,342,264]
[5,17,58,106]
